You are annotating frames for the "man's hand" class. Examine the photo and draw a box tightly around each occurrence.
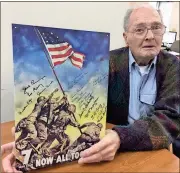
[78,129,120,164]
[1,127,22,173]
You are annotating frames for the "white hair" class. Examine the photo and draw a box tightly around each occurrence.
[123,4,163,31]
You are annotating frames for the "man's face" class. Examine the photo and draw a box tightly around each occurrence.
[123,7,164,62]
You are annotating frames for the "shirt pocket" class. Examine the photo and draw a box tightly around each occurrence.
[140,94,156,105]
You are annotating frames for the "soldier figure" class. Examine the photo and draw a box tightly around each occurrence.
[66,122,103,159]
[41,104,80,155]
[68,122,103,152]
[15,89,58,151]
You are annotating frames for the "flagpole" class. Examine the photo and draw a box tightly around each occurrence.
[34,26,65,96]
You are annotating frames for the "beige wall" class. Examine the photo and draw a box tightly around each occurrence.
[129,1,149,8]
[169,2,179,40]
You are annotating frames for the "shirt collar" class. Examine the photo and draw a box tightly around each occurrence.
[129,48,157,73]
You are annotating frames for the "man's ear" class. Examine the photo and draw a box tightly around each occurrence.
[123,32,129,47]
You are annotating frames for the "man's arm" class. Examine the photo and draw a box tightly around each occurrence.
[69,114,80,127]
[113,53,180,151]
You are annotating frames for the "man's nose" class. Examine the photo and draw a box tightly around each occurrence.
[145,29,155,40]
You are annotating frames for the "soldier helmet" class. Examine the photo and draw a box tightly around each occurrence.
[97,123,103,129]
[37,96,46,103]
[16,118,27,132]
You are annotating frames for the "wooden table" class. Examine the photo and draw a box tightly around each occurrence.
[1,121,179,172]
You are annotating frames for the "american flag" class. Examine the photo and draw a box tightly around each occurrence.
[38,28,85,68]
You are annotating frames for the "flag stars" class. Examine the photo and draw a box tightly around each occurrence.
[39,29,85,68]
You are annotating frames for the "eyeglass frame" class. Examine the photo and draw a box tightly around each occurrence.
[127,23,167,37]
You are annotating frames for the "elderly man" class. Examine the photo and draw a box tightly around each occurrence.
[1,4,180,172]
[78,4,180,164]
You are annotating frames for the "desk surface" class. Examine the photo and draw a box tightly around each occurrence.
[1,121,179,173]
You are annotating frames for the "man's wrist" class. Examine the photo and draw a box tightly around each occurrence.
[107,129,121,150]
[112,130,121,149]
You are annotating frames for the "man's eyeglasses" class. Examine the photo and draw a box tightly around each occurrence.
[130,24,166,38]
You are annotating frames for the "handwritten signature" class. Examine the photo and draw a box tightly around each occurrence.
[68,71,88,89]
[18,98,32,114]
[22,76,46,96]
[92,74,108,86]
[20,75,54,114]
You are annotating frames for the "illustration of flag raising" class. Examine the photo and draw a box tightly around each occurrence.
[38,28,85,68]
